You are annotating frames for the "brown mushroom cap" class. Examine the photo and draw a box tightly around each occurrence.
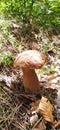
[14,50,46,69]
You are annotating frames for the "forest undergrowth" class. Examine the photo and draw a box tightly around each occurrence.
[0,16,60,130]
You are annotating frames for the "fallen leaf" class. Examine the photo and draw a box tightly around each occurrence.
[38,96,54,123]
[30,97,54,123]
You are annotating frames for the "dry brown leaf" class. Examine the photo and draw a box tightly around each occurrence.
[30,97,54,123]
[38,96,54,123]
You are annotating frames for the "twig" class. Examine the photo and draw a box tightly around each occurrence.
[14,121,27,130]
[54,120,60,128]
[3,86,36,101]
[32,117,42,129]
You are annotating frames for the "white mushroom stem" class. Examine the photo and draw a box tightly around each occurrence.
[22,68,40,93]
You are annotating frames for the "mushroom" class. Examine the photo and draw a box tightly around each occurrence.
[13,50,46,93]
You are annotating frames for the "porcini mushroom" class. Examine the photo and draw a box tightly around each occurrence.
[13,50,46,93]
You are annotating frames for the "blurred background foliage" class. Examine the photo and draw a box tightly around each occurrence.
[0,0,60,30]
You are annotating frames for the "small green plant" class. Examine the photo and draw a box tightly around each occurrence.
[37,64,57,75]
[0,37,3,44]
[0,19,9,37]
[43,42,51,53]
[8,35,16,45]
[0,18,19,46]
[0,51,13,66]
[0,0,60,30]
[8,35,20,46]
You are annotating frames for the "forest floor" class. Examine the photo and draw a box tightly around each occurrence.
[0,16,60,130]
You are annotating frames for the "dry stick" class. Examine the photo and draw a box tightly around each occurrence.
[54,121,60,128]
[15,121,27,130]
[48,74,60,81]
[32,117,42,130]
[3,86,36,101]
[20,93,36,101]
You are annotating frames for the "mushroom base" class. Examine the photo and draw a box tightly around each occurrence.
[22,68,40,93]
